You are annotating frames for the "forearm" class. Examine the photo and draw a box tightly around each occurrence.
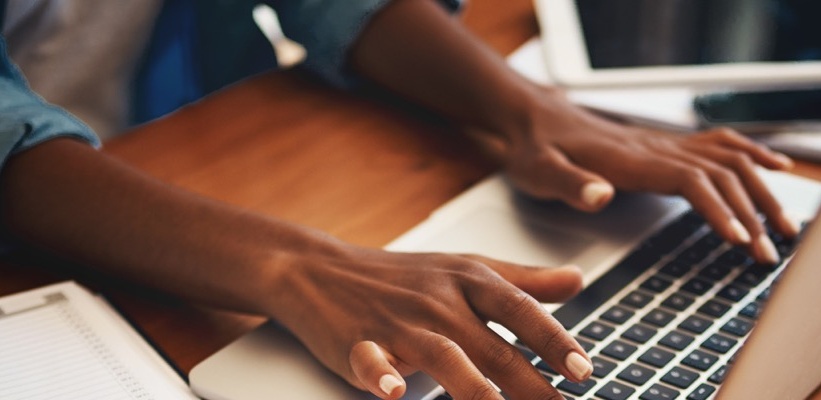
[350,0,546,142]
[0,138,342,316]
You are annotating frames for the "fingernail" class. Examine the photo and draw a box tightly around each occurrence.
[780,213,801,237]
[774,152,794,169]
[565,351,593,381]
[729,218,752,244]
[756,234,780,264]
[379,374,402,396]
[581,182,614,208]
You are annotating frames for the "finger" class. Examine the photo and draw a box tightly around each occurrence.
[678,154,780,264]
[462,255,583,303]
[397,331,504,400]
[509,146,615,212]
[696,128,794,170]
[687,145,801,238]
[455,321,569,400]
[464,279,593,384]
[350,341,406,399]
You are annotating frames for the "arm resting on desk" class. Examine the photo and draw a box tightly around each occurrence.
[0,138,592,400]
[349,0,799,264]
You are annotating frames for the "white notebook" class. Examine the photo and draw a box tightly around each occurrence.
[0,281,198,400]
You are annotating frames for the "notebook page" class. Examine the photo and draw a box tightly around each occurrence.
[0,281,198,400]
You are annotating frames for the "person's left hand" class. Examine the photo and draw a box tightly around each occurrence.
[499,88,799,264]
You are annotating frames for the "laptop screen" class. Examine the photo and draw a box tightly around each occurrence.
[576,0,821,69]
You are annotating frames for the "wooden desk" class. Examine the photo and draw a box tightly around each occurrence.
[2,0,820,397]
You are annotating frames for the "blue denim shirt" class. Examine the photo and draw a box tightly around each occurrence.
[0,37,99,170]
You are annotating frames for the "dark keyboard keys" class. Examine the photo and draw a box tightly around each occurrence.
[514,345,538,362]
[659,260,690,278]
[687,383,716,400]
[575,337,595,352]
[621,290,655,309]
[681,349,719,371]
[681,278,713,296]
[698,263,732,281]
[642,308,677,327]
[601,340,638,361]
[698,300,731,318]
[659,331,695,351]
[713,248,753,268]
[721,317,753,336]
[595,381,635,400]
[702,333,738,354]
[622,324,658,344]
[557,378,597,396]
[709,365,729,384]
[739,301,762,319]
[641,276,673,293]
[661,366,699,389]
[717,284,750,302]
[734,264,774,287]
[580,321,614,341]
[640,384,680,400]
[662,292,695,311]
[639,347,676,368]
[617,363,655,385]
[591,356,617,378]
[535,358,557,375]
[601,306,635,324]
[679,315,712,334]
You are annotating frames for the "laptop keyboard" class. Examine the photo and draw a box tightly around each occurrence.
[429,210,802,400]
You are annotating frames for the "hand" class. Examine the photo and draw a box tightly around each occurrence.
[266,244,588,400]
[502,88,800,264]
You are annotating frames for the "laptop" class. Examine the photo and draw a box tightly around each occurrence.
[190,169,821,400]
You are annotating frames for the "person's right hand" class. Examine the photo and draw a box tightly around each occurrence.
[265,244,589,400]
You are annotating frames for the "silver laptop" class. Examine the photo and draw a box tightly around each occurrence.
[190,170,821,400]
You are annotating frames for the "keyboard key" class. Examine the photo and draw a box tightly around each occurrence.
[687,383,716,400]
[659,331,695,351]
[702,333,738,354]
[640,384,680,400]
[698,300,731,318]
[717,284,749,302]
[739,301,762,319]
[721,317,753,336]
[601,306,635,324]
[580,321,615,341]
[621,290,654,309]
[642,308,676,327]
[557,378,597,396]
[591,356,617,378]
[681,278,713,295]
[679,315,712,334]
[638,347,676,368]
[617,363,655,385]
[661,366,699,389]
[659,260,690,278]
[698,263,732,281]
[734,264,774,287]
[681,349,719,371]
[713,248,753,268]
[641,276,673,293]
[709,365,729,384]
[601,340,638,361]
[622,324,658,344]
[661,292,695,311]
[757,287,771,301]
[535,358,557,375]
[595,381,635,400]
[575,337,595,352]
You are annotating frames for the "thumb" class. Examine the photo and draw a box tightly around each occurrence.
[508,146,615,212]
[349,341,406,400]
[465,255,584,303]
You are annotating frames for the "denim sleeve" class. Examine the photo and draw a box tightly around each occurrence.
[267,0,464,88]
[0,37,100,172]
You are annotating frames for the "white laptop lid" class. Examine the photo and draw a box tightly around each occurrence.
[535,0,821,88]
